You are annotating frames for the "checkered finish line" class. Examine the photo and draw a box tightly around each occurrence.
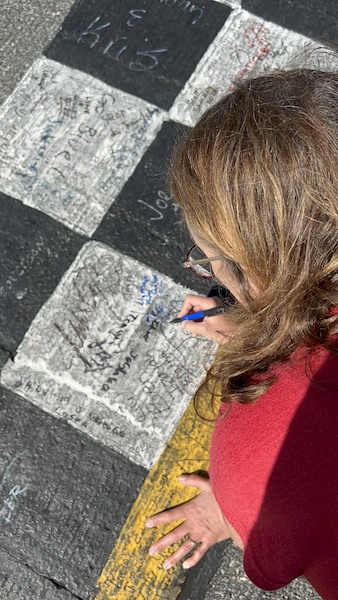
[0,0,336,598]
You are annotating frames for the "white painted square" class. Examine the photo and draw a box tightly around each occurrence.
[169,9,317,126]
[0,57,165,236]
[2,242,214,470]
[213,0,241,7]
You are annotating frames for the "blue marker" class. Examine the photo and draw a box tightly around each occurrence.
[170,306,227,323]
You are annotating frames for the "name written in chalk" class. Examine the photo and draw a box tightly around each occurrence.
[77,3,203,69]
[77,10,168,71]
[0,451,29,525]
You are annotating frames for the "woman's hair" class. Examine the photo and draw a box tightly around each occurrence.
[169,66,338,415]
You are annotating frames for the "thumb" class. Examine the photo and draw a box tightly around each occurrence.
[178,474,210,491]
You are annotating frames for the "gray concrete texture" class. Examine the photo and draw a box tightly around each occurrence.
[202,544,320,600]
[0,0,77,106]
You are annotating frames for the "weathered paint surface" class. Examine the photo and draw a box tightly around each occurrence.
[242,0,338,43]
[0,57,164,236]
[2,241,215,470]
[0,387,147,599]
[215,0,241,6]
[45,0,231,110]
[94,119,212,295]
[0,192,85,369]
[94,391,215,600]
[169,9,314,126]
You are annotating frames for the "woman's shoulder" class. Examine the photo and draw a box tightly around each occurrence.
[215,341,338,438]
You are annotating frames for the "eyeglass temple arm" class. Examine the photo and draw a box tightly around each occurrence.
[182,256,223,268]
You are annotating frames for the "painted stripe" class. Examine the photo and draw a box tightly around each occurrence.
[94,392,215,600]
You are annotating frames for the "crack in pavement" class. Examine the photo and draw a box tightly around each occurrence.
[0,546,84,599]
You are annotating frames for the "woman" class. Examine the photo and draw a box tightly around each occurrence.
[145,67,338,599]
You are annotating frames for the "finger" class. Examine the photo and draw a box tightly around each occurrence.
[181,320,210,338]
[162,538,203,570]
[181,320,205,336]
[182,315,233,342]
[182,542,209,569]
[148,523,188,556]
[178,474,210,492]
[145,505,186,529]
[177,295,219,318]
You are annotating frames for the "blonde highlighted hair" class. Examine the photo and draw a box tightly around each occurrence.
[169,67,338,413]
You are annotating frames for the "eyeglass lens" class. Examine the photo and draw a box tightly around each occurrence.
[188,247,213,277]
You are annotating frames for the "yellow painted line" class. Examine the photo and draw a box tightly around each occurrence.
[94,395,214,600]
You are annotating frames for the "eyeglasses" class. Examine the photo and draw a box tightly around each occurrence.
[182,244,223,279]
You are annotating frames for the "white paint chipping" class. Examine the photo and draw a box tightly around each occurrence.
[2,242,214,470]
[0,57,165,236]
[169,9,322,126]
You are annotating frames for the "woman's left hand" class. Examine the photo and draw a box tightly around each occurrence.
[145,474,231,569]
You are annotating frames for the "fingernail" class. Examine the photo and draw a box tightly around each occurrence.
[149,547,157,556]
[162,560,170,570]
[182,561,190,569]
[178,475,186,482]
[145,520,153,528]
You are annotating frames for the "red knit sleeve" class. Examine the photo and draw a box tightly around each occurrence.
[210,350,338,599]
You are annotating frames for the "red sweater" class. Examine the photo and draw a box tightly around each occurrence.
[209,345,338,599]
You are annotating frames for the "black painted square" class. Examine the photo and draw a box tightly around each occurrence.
[242,0,338,43]
[0,387,147,599]
[45,0,232,110]
[94,120,210,295]
[0,194,85,369]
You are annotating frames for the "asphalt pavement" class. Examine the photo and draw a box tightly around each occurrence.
[0,0,336,599]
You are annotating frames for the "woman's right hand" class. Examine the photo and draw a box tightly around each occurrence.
[177,294,235,343]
